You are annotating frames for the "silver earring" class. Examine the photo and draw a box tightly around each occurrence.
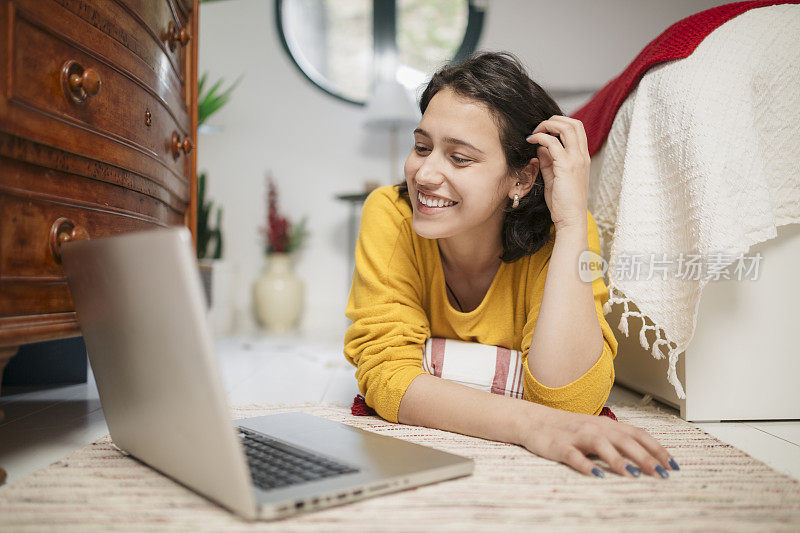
[512,194,519,209]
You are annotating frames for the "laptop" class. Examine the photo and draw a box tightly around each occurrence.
[60,226,473,521]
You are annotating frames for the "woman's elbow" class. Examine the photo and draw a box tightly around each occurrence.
[524,343,615,415]
[586,344,615,415]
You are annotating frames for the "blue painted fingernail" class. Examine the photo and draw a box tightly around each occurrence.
[655,465,669,479]
[668,457,680,471]
[591,467,605,478]
[626,464,641,477]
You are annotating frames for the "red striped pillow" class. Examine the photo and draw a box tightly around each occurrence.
[421,337,524,398]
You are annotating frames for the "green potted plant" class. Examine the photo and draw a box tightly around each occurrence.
[195,69,242,335]
[197,171,234,335]
[253,173,310,333]
[197,171,223,262]
[197,71,243,134]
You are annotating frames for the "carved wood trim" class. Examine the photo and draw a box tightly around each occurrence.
[187,0,198,247]
[0,184,172,228]
[0,131,188,211]
[0,313,81,347]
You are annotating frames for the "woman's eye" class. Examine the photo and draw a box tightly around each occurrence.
[452,155,471,164]
[414,145,430,154]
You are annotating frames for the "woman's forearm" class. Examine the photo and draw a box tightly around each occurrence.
[397,373,547,446]
[528,222,604,387]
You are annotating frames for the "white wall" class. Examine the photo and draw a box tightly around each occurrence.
[197,0,729,343]
[480,0,730,94]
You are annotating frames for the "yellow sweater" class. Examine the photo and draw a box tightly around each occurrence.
[343,186,617,423]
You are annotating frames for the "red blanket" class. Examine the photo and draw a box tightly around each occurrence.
[572,0,799,155]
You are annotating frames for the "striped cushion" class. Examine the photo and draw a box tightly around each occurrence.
[421,337,524,399]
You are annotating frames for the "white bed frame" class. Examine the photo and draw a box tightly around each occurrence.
[610,223,800,422]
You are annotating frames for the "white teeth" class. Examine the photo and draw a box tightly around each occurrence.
[418,192,456,208]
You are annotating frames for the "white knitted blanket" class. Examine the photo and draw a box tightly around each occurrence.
[588,4,800,398]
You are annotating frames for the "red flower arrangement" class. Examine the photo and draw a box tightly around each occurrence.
[260,173,309,255]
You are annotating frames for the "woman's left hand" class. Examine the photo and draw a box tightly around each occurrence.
[526,115,590,232]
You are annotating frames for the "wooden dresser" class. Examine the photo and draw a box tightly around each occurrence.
[0,0,199,387]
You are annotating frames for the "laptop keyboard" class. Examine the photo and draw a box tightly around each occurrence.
[237,427,359,491]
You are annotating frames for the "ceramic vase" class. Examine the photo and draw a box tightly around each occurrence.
[253,253,304,332]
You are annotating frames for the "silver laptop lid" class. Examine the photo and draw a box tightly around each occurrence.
[61,227,258,520]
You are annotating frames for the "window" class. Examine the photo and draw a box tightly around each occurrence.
[276,0,485,105]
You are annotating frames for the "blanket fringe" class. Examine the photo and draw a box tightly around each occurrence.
[604,281,687,399]
[351,394,377,416]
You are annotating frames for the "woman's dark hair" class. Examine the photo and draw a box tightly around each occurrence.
[396,51,562,263]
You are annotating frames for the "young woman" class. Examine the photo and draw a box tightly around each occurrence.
[344,52,677,479]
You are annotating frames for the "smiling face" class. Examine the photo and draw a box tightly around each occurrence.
[404,87,515,241]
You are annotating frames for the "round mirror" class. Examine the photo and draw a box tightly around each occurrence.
[276,0,484,105]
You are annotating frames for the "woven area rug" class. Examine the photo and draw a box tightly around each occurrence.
[1,401,799,532]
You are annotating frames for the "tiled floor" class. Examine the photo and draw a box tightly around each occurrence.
[1,333,799,488]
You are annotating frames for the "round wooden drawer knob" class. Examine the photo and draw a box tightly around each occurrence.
[61,60,101,104]
[168,21,191,51]
[171,131,193,158]
[50,217,89,264]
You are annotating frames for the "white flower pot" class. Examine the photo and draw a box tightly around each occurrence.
[253,253,304,332]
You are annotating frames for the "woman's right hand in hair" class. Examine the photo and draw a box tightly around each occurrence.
[516,403,677,478]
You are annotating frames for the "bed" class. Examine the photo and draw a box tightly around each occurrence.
[579,2,800,421]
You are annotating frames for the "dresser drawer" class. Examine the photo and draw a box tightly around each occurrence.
[116,0,191,84]
[0,160,184,315]
[0,194,160,278]
[0,163,180,283]
[0,194,161,315]
[0,3,192,193]
[51,0,191,116]
[0,151,183,276]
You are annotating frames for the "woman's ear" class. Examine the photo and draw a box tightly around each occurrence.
[525,157,540,181]
[514,158,540,197]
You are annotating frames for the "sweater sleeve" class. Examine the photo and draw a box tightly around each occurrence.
[343,188,431,424]
[519,210,617,416]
